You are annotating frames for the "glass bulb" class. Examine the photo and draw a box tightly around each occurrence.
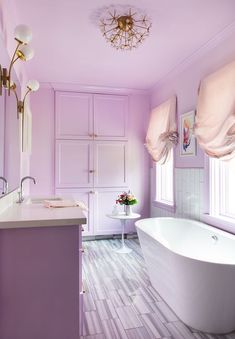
[14,25,32,44]
[27,80,40,91]
[17,45,34,61]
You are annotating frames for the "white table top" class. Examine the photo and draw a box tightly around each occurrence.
[0,202,87,229]
[106,212,141,220]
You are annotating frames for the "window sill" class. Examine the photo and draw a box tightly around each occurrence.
[152,200,176,213]
[201,214,235,235]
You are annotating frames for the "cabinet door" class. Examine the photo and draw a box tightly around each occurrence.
[94,94,128,140]
[55,188,93,236]
[94,141,128,187]
[55,91,93,139]
[55,140,93,188]
[94,188,128,235]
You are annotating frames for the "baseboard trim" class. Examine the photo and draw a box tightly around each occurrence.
[83,233,138,242]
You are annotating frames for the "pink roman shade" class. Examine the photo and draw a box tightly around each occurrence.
[145,96,178,162]
[195,60,235,160]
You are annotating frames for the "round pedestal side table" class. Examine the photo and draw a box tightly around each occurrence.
[106,212,141,254]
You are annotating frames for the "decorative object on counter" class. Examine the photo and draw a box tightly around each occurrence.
[145,96,178,164]
[44,199,88,211]
[195,60,235,160]
[116,190,137,215]
[0,25,34,96]
[180,110,196,157]
[99,6,151,50]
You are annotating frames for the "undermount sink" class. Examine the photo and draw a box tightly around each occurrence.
[26,197,63,204]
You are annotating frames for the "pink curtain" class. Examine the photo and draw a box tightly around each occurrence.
[195,60,235,160]
[145,96,178,163]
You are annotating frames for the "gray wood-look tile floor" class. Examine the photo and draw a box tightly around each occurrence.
[81,239,235,339]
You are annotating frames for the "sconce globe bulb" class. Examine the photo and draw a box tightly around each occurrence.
[17,45,34,61]
[27,80,40,92]
[14,25,32,44]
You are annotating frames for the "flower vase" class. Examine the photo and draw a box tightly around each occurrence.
[125,205,132,216]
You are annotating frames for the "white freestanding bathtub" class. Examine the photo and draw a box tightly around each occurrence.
[135,217,235,334]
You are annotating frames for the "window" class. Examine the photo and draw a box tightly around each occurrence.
[210,157,235,220]
[155,148,174,207]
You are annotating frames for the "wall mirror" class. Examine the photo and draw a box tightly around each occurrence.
[0,36,21,196]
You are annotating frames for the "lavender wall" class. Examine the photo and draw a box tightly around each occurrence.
[30,87,55,195]
[150,26,235,220]
[30,87,150,219]
[151,27,235,168]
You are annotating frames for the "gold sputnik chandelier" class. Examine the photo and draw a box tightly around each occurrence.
[100,8,151,50]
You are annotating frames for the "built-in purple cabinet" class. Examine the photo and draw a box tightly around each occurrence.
[55,140,94,188]
[55,92,93,139]
[56,92,128,140]
[93,141,128,187]
[55,140,128,189]
[93,94,128,140]
[55,91,130,236]
[93,188,129,235]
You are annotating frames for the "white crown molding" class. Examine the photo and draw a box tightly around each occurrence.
[150,20,235,92]
[38,82,150,96]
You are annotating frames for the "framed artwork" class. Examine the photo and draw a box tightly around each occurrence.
[180,110,196,156]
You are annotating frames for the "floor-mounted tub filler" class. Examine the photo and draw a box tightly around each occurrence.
[135,217,235,334]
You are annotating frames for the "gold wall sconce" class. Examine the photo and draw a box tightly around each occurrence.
[10,80,40,119]
[0,25,34,95]
[10,80,39,150]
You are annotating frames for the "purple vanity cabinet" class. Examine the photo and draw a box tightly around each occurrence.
[0,224,83,339]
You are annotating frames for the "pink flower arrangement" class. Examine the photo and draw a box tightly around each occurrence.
[116,191,137,206]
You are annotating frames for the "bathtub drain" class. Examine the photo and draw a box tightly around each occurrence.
[211,235,218,242]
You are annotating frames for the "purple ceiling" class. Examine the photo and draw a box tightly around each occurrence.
[10,0,235,89]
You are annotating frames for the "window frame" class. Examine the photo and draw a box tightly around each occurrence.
[201,155,235,233]
[152,148,175,213]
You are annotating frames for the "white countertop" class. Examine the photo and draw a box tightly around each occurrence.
[0,202,87,229]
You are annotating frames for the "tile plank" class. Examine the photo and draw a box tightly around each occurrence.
[82,239,235,339]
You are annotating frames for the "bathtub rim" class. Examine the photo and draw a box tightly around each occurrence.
[135,217,235,266]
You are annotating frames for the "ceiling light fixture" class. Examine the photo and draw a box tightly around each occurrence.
[0,24,34,96]
[100,8,151,50]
